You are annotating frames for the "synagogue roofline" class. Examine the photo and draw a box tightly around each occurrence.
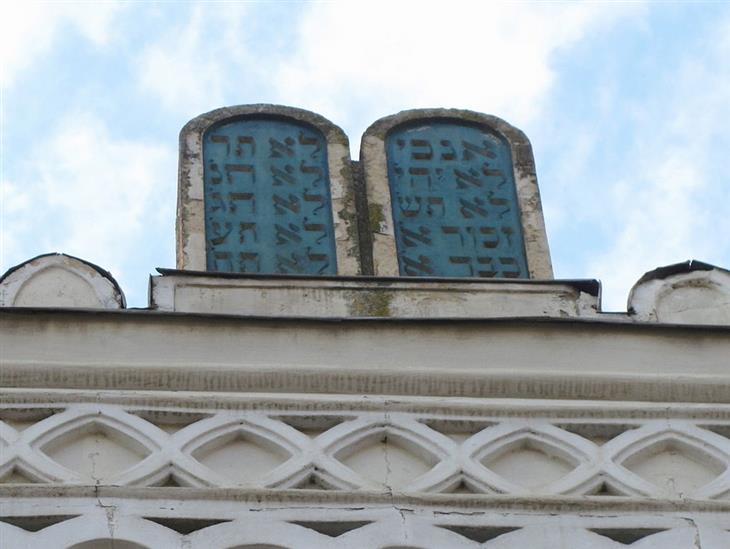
[6,306,730,333]
[2,105,729,324]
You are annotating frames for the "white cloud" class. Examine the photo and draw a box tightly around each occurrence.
[274,3,642,139]
[132,2,642,137]
[1,114,176,299]
[0,2,124,87]
[0,179,32,265]
[588,15,730,310]
[8,1,724,312]
[135,4,254,115]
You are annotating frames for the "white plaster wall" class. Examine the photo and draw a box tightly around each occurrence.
[2,310,729,403]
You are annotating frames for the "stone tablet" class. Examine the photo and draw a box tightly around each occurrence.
[177,105,360,275]
[361,110,552,279]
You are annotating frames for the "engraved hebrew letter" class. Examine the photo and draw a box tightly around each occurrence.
[459,197,487,218]
[271,165,296,186]
[426,197,445,217]
[275,223,302,245]
[235,136,255,157]
[462,140,496,160]
[398,196,422,217]
[209,135,230,156]
[239,252,260,272]
[410,139,433,160]
[239,222,257,243]
[269,137,295,158]
[273,194,301,214]
[400,225,432,247]
[402,254,434,276]
[300,160,323,187]
[225,163,255,186]
[439,140,457,161]
[228,192,255,214]
[499,256,522,278]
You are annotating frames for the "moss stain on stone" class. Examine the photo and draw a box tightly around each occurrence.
[368,203,386,234]
[349,290,393,317]
[338,163,360,261]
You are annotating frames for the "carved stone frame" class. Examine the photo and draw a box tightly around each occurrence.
[360,109,553,278]
[177,104,361,275]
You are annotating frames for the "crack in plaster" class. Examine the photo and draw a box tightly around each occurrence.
[94,484,118,542]
[682,516,702,549]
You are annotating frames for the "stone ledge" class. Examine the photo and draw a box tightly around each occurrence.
[4,486,730,514]
[150,269,599,318]
[2,491,728,548]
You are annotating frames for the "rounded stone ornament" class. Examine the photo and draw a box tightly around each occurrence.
[0,253,126,309]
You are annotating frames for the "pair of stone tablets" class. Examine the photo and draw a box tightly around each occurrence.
[177,105,553,280]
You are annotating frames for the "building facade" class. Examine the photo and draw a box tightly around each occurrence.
[1,106,730,548]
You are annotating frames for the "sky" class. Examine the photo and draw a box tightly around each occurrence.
[1,1,729,311]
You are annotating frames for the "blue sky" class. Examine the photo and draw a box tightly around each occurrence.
[2,2,729,310]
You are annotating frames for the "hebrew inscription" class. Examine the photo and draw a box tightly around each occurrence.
[204,118,336,274]
[386,122,528,278]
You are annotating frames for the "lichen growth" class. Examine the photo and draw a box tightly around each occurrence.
[368,204,386,234]
[349,290,393,317]
[338,164,360,261]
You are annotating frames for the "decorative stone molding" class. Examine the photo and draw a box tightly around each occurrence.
[3,394,730,547]
[0,253,125,309]
[149,269,599,318]
[628,260,730,325]
[360,109,552,279]
[177,104,361,275]
[4,395,730,500]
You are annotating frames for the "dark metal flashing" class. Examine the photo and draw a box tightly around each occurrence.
[635,259,728,286]
[154,267,600,296]
[3,306,730,334]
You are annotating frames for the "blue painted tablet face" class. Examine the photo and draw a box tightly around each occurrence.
[386,121,528,278]
[203,117,336,275]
